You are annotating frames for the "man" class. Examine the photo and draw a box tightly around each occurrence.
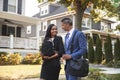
[61,18,87,80]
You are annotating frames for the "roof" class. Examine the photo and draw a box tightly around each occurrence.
[34,4,91,18]
[34,3,115,23]
[37,5,68,18]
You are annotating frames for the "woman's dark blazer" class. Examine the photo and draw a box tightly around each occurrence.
[41,36,65,59]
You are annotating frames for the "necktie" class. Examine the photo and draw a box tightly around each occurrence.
[65,33,70,47]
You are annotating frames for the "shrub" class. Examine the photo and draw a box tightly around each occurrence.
[22,53,42,64]
[95,35,103,64]
[106,61,114,67]
[0,52,8,56]
[104,35,113,64]
[114,38,120,62]
[0,54,8,65]
[114,60,120,68]
[8,53,22,65]
[34,53,42,64]
[88,37,95,63]
[0,52,22,65]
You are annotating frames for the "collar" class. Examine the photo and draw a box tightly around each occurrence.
[68,28,74,39]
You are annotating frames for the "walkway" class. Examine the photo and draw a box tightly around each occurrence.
[89,64,120,74]
[24,75,65,80]
[25,64,120,80]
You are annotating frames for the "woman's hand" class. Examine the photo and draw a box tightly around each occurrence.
[43,53,59,60]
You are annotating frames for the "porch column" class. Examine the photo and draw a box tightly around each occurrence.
[72,14,75,29]
[90,32,93,38]
[10,34,13,49]
[36,22,41,50]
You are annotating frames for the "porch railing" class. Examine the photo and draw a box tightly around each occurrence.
[0,36,37,50]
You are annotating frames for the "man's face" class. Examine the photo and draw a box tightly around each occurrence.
[61,22,69,31]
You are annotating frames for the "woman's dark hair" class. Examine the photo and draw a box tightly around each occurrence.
[45,24,56,39]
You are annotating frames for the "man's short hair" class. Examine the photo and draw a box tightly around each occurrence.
[61,18,72,26]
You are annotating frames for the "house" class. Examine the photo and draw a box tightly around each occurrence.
[0,0,41,53]
[31,0,117,45]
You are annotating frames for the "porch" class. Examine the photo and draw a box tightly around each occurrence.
[0,11,41,53]
[0,36,37,49]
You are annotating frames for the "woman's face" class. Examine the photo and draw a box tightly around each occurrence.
[51,26,58,37]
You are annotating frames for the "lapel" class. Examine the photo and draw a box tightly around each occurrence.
[67,29,76,50]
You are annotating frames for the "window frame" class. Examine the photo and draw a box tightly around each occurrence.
[8,0,18,13]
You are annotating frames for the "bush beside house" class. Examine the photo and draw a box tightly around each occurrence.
[88,37,95,63]
[95,35,103,64]
[0,52,42,65]
[0,52,21,65]
[114,38,120,61]
[114,38,120,68]
[22,53,42,64]
[104,35,113,66]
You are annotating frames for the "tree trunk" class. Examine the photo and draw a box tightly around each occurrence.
[75,7,84,31]
[75,0,85,31]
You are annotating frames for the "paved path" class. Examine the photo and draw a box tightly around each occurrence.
[89,64,120,74]
[25,64,120,80]
[24,75,65,80]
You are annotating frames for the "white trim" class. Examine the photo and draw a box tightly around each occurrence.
[0,48,39,53]
[50,20,56,25]
[6,23,17,27]
[26,26,31,34]
[36,22,40,50]
[43,21,47,31]
[0,11,41,26]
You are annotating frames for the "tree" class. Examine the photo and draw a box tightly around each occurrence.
[95,35,103,64]
[116,24,120,31]
[88,37,95,63]
[104,35,113,63]
[38,0,118,30]
[114,38,120,62]
[112,0,120,19]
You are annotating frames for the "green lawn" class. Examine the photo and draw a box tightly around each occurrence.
[0,65,65,80]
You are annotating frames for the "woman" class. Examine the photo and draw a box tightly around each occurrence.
[40,24,65,80]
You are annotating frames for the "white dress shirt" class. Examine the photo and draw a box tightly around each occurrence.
[67,28,75,40]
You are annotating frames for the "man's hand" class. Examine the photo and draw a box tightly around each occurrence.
[62,54,72,60]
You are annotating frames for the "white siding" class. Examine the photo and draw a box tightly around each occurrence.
[21,27,26,37]
[0,0,3,11]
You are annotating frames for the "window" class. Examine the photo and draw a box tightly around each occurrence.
[8,0,17,13]
[45,10,47,13]
[101,22,111,31]
[43,22,47,31]
[40,5,49,16]
[41,11,44,15]
[2,25,21,37]
[50,20,56,25]
[82,17,91,28]
[7,26,15,36]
